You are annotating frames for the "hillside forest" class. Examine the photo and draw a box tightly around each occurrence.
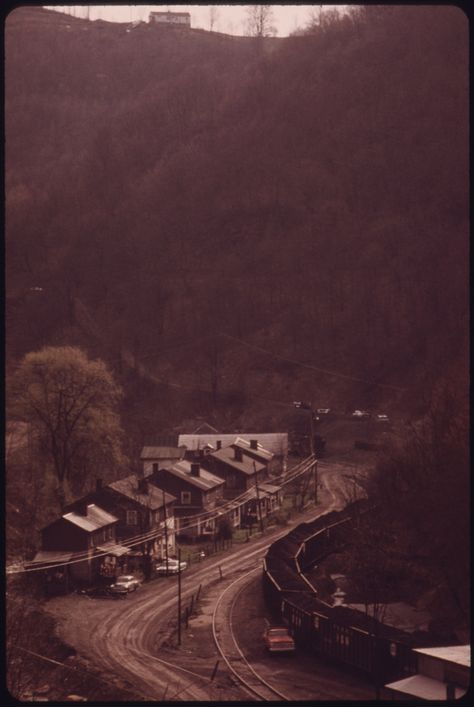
[6,6,468,431]
[5,1,470,657]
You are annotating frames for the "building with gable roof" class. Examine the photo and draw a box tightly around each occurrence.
[149,11,191,27]
[66,476,177,570]
[149,460,226,538]
[178,432,288,472]
[31,503,128,587]
[140,445,186,477]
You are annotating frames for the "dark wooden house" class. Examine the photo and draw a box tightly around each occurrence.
[149,460,225,539]
[31,503,128,588]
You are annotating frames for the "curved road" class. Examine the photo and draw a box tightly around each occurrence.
[47,460,365,700]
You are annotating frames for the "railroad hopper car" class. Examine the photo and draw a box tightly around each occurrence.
[262,502,417,684]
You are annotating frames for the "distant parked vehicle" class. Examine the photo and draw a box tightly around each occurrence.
[352,410,370,419]
[375,414,390,423]
[155,559,188,575]
[110,574,140,592]
[263,626,296,653]
[79,585,127,599]
[316,408,331,415]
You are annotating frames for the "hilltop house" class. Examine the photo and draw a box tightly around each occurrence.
[149,460,226,539]
[28,504,128,589]
[149,11,191,27]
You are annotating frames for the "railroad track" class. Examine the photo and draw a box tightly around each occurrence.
[212,566,291,701]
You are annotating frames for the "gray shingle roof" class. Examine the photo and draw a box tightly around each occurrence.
[178,433,288,455]
[108,475,176,509]
[165,460,225,491]
[62,504,118,532]
[210,446,266,475]
[233,436,273,461]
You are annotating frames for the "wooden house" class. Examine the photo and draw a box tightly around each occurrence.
[149,460,225,539]
[31,504,128,588]
[66,476,177,571]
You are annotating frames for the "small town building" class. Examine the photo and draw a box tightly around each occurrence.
[29,504,128,589]
[383,644,470,700]
[149,11,191,27]
[203,444,267,498]
[231,436,277,474]
[66,476,177,572]
[178,433,288,473]
[140,445,186,476]
[149,460,225,539]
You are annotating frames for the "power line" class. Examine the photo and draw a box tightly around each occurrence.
[6,457,315,575]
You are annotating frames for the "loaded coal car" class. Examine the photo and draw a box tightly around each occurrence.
[262,500,417,684]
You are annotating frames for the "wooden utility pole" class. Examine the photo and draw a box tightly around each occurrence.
[162,489,169,572]
[253,462,264,533]
[177,548,182,645]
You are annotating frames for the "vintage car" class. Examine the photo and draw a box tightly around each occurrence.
[109,574,140,593]
[155,558,188,575]
[263,626,296,653]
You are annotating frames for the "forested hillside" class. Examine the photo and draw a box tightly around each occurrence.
[6,6,468,434]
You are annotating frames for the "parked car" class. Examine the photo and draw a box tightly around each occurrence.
[317,408,331,415]
[352,409,370,418]
[155,558,187,575]
[110,574,140,592]
[375,414,390,423]
[263,626,296,653]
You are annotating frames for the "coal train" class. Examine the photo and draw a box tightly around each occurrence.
[262,500,418,684]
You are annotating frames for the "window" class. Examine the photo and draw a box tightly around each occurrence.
[181,491,192,505]
[106,526,113,539]
[126,510,138,525]
[152,463,159,473]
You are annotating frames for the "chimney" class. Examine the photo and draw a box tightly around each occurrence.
[250,439,258,450]
[216,440,222,450]
[138,477,148,494]
[191,463,200,477]
[234,447,243,462]
[96,478,103,492]
[77,501,89,516]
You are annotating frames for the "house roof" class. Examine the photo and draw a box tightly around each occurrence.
[192,422,220,434]
[164,460,225,491]
[384,674,467,700]
[150,11,190,16]
[233,436,273,461]
[28,550,73,565]
[209,446,266,476]
[108,475,176,510]
[95,542,130,557]
[140,446,185,460]
[259,482,281,496]
[62,504,118,532]
[178,433,288,455]
[413,645,470,668]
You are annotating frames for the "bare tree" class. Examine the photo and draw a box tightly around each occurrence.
[209,5,219,32]
[245,5,276,37]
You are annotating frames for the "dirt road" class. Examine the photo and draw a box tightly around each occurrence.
[45,459,371,700]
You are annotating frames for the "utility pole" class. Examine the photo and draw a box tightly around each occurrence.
[253,462,264,533]
[162,489,169,572]
[294,401,318,504]
[177,548,182,646]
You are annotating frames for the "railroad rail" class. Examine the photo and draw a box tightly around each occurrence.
[212,566,291,701]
